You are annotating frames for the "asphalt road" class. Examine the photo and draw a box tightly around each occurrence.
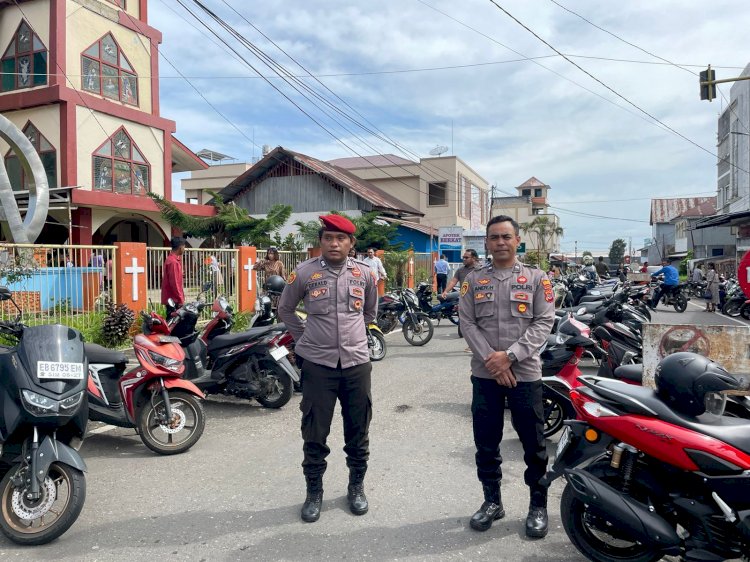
[3,301,743,561]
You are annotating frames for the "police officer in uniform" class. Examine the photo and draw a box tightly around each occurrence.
[278,215,378,523]
[459,215,555,538]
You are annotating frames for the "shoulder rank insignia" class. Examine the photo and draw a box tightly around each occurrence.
[311,271,324,280]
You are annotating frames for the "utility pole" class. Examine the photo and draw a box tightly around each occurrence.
[628,237,632,262]
[574,240,578,264]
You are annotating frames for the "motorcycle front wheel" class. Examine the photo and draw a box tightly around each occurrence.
[138,390,206,455]
[402,313,434,346]
[255,359,294,409]
[368,331,387,361]
[0,462,86,545]
[561,462,661,562]
[722,298,743,317]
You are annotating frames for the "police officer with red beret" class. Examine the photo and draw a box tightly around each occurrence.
[278,214,378,523]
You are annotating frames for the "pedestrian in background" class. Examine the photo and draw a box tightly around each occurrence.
[442,249,481,353]
[435,254,450,294]
[162,237,186,318]
[459,215,554,538]
[363,248,387,284]
[278,215,378,523]
[254,247,286,280]
[705,262,719,312]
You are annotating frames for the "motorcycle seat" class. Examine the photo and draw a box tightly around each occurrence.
[207,325,282,352]
[613,363,643,383]
[84,343,127,365]
[583,378,750,456]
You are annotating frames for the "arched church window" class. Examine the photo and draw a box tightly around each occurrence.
[1,20,48,92]
[4,122,56,191]
[81,33,138,105]
[92,127,150,195]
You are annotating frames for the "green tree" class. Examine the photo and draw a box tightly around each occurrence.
[608,238,627,266]
[520,216,563,264]
[149,192,291,247]
[523,250,546,270]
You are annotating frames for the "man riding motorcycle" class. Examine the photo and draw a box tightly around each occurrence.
[648,258,679,309]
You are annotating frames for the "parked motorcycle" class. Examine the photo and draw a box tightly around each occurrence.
[377,288,434,346]
[414,282,460,325]
[721,278,745,316]
[167,295,299,409]
[85,311,206,455]
[0,287,88,545]
[545,352,750,562]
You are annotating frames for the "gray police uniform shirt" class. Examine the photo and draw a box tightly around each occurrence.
[459,260,555,382]
[277,256,378,370]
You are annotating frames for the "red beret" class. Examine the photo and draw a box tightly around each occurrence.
[319,214,356,235]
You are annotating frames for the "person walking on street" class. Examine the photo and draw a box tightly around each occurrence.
[162,237,186,318]
[277,215,378,523]
[705,262,719,312]
[435,254,450,294]
[459,215,555,538]
[363,248,387,284]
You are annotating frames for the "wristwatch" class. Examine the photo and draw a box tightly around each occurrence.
[506,349,518,365]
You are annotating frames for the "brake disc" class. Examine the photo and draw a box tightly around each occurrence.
[159,407,186,434]
[11,477,56,520]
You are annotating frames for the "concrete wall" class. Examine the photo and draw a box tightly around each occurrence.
[182,162,252,204]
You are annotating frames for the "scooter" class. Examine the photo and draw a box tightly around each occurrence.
[167,295,299,409]
[544,354,750,562]
[414,282,460,325]
[85,311,206,455]
[0,287,88,545]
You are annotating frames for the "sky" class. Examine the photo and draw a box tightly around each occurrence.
[150,0,750,256]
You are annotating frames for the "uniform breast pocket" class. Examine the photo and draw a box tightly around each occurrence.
[305,290,330,314]
[474,291,495,317]
[510,292,533,319]
[348,286,365,313]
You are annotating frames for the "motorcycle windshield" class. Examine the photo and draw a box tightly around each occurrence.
[18,324,87,397]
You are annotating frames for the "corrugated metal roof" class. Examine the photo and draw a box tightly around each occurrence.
[518,177,547,188]
[677,199,716,218]
[650,197,715,224]
[380,217,437,236]
[220,147,423,217]
[328,154,416,169]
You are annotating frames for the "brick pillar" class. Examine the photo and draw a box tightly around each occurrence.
[238,246,258,313]
[307,247,322,259]
[115,242,147,314]
[407,249,415,289]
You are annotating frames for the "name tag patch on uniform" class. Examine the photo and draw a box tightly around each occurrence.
[460,281,469,296]
[310,288,328,298]
[348,278,366,288]
[352,268,362,277]
[288,271,297,284]
[310,271,324,280]
[517,303,528,313]
[517,276,527,284]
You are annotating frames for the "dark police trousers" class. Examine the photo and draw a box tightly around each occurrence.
[299,359,372,479]
[471,377,548,501]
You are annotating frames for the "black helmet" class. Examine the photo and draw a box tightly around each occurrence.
[655,352,747,416]
[263,275,286,295]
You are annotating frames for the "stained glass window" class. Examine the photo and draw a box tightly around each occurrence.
[1,21,48,92]
[92,127,150,196]
[4,122,56,191]
[81,33,138,106]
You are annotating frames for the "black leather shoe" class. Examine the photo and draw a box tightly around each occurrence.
[347,483,368,515]
[470,501,505,531]
[301,491,323,522]
[525,507,548,538]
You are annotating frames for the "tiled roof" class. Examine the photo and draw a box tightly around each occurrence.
[328,154,416,169]
[220,147,422,217]
[518,177,547,188]
[650,197,715,224]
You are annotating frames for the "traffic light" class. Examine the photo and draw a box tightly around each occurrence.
[700,67,716,101]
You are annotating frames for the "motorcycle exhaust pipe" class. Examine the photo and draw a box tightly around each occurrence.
[564,468,681,555]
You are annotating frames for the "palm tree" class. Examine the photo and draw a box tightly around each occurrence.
[520,216,563,264]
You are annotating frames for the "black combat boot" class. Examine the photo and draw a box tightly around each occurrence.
[301,476,323,523]
[470,483,505,532]
[347,470,368,516]
[525,489,548,538]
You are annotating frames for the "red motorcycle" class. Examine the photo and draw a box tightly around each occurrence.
[545,352,750,561]
[85,312,206,455]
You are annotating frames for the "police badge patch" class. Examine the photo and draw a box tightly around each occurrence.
[288,271,297,284]
[460,281,469,297]
[311,272,324,280]
[517,303,528,313]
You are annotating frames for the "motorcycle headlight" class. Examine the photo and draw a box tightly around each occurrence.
[21,390,85,416]
[147,350,183,372]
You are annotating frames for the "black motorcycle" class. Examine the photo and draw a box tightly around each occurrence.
[648,280,689,312]
[377,288,434,346]
[414,282,460,325]
[0,287,88,545]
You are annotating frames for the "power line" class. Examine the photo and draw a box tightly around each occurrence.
[552,191,716,204]
[486,0,750,176]
[549,205,650,223]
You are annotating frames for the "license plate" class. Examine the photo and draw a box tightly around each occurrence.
[555,426,572,461]
[270,346,289,361]
[37,361,84,380]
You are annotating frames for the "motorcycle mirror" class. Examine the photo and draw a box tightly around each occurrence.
[0,286,11,300]
[167,297,176,308]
